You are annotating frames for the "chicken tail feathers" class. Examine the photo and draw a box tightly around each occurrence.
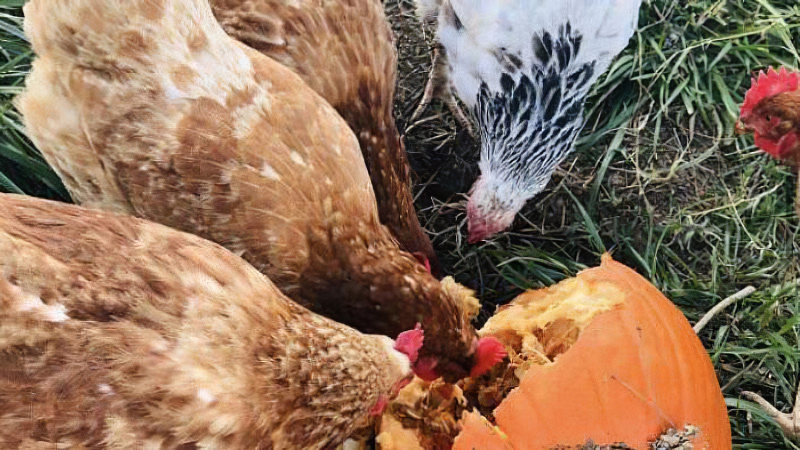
[16,0,241,210]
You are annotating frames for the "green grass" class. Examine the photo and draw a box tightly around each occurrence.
[2,0,800,447]
[0,0,68,200]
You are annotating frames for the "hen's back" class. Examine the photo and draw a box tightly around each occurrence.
[212,0,395,117]
[211,0,441,274]
[17,0,379,289]
[0,193,282,447]
[0,194,410,449]
[440,0,643,105]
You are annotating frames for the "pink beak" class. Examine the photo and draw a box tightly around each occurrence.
[466,202,506,243]
[468,223,494,244]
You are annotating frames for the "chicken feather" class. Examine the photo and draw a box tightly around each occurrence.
[417,0,643,241]
[0,193,414,449]
[211,0,441,276]
[17,0,486,381]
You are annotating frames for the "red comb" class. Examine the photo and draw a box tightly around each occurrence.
[394,323,424,364]
[741,66,800,116]
[470,337,507,378]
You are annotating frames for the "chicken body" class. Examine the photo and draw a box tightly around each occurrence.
[416,0,643,242]
[0,194,414,449]
[211,0,441,276]
[17,0,484,381]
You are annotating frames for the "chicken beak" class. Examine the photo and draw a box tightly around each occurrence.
[734,120,748,136]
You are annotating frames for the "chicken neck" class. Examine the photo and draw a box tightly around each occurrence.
[345,109,442,277]
[297,220,477,381]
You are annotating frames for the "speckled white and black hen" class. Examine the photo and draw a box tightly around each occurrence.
[413,0,644,242]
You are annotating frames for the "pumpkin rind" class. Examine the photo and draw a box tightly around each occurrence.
[454,254,731,449]
[452,412,512,450]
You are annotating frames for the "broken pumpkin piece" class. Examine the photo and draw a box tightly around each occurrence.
[451,412,512,450]
[378,254,732,450]
[377,377,469,450]
[376,414,424,450]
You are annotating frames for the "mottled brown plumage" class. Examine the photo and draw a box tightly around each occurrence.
[17,0,484,381]
[0,193,414,449]
[211,0,441,276]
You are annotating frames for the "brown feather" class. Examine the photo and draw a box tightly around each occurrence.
[749,91,800,141]
[0,193,412,449]
[16,0,479,380]
[210,0,441,275]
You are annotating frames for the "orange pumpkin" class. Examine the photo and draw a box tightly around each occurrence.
[379,254,731,449]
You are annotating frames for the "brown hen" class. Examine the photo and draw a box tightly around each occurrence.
[0,193,419,449]
[16,0,502,382]
[211,0,441,276]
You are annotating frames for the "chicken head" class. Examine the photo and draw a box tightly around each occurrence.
[737,66,800,215]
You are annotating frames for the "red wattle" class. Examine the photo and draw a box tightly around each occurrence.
[470,336,507,378]
[414,357,440,381]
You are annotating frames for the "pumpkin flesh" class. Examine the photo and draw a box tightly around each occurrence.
[380,255,731,450]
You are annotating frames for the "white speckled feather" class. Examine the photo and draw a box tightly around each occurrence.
[439,0,643,108]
